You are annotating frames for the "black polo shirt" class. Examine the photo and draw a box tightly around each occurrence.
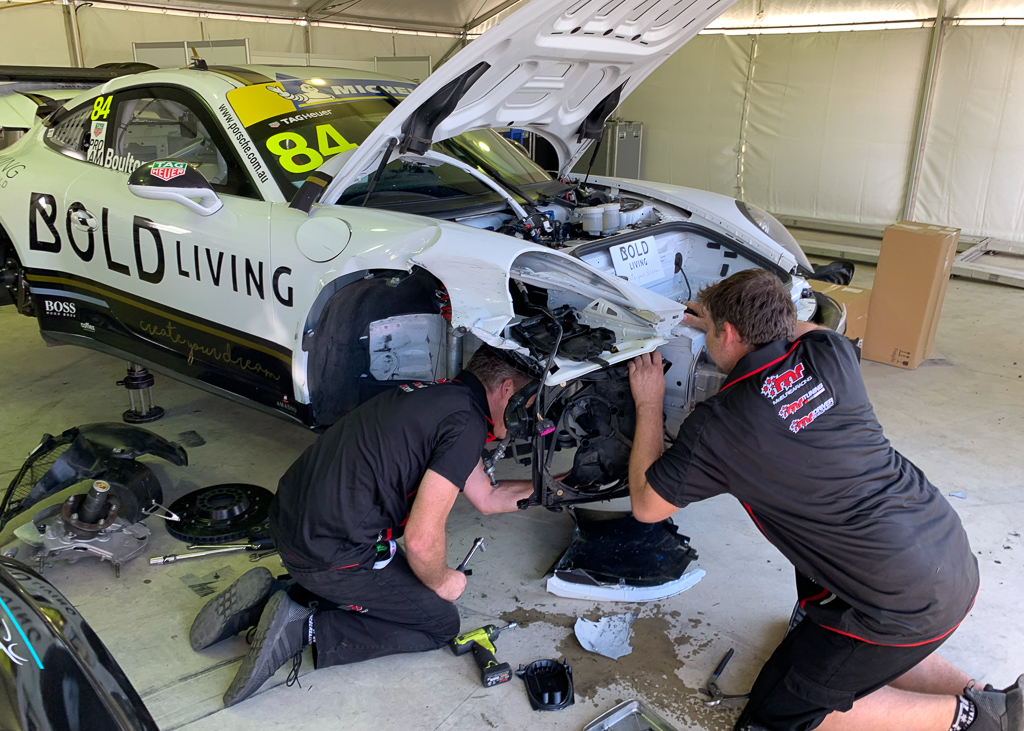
[269,371,491,572]
[647,330,978,645]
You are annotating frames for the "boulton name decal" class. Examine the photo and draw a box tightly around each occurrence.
[28,192,294,307]
[86,145,143,173]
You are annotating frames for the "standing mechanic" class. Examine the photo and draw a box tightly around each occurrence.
[627,269,1022,731]
[189,346,536,707]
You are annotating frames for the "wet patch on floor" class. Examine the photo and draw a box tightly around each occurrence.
[501,605,738,730]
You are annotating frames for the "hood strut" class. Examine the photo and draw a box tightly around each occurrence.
[399,61,490,155]
[575,81,627,142]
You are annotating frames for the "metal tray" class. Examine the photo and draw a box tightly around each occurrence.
[583,699,680,731]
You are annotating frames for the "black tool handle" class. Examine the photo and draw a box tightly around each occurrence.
[712,648,735,679]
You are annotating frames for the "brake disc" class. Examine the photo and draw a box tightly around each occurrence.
[166,483,273,544]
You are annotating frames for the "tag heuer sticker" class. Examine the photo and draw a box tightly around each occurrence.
[150,161,188,181]
[90,120,107,140]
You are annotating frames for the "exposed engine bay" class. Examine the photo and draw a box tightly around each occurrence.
[350,179,841,511]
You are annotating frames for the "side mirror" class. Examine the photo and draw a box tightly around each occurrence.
[127,161,222,216]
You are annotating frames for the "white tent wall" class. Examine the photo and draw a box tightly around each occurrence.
[714,0,938,25]
[77,7,203,66]
[916,26,1024,240]
[741,30,930,224]
[616,34,750,198]
[309,25,452,65]
[0,3,71,66]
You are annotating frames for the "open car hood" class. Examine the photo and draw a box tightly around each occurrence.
[320,0,737,203]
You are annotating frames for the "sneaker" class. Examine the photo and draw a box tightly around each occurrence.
[189,567,276,652]
[966,676,1024,731]
[222,590,314,707]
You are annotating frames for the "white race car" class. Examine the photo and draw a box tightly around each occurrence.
[0,0,838,509]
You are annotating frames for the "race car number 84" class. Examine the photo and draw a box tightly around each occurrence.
[91,96,112,121]
[266,124,356,174]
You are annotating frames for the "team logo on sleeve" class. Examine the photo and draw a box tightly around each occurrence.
[761,364,805,398]
[789,398,835,433]
[779,383,825,419]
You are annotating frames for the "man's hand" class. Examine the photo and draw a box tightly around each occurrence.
[682,300,711,333]
[464,461,534,514]
[628,351,666,412]
[435,568,467,602]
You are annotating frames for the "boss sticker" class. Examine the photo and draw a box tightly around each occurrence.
[42,299,77,317]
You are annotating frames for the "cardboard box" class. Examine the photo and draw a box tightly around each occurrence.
[809,280,872,343]
[862,222,959,370]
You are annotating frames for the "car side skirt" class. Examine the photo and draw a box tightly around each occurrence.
[26,268,311,426]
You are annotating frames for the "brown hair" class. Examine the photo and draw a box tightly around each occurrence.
[465,345,535,393]
[697,269,796,345]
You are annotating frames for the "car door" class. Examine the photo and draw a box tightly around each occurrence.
[60,85,295,409]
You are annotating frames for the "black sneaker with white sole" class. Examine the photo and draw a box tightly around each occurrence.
[222,590,314,707]
[189,567,276,652]
[966,676,1024,731]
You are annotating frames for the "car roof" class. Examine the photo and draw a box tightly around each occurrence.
[56,64,417,113]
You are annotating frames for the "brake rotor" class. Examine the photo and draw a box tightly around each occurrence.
[165,483,273,544]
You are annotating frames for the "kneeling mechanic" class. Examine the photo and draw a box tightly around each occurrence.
[627,269,1021,731]
[189,346,537,706]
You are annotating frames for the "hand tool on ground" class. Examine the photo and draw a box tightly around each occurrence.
[150,538,275,565]
[149,546,249,565]
[699,648,750,707]
[456,537,486,576]
[450,622,517,687]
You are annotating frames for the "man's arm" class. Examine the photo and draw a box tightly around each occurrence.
[463,460,534,515]
[628,352,683,524]
[404,468,467,602]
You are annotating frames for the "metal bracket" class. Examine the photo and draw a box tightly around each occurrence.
[142,501,180,521]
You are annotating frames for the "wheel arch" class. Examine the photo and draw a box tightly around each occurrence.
[301,265,449,427]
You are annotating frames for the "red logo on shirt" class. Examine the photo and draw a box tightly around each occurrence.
[779,383,826,418]
[762,364,805,398]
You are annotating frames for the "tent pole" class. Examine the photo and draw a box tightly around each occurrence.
[303,16,312,65]
[902,0,947,222]
[63,0,85,67]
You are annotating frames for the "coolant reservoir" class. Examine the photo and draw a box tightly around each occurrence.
[578,206,604,235]
[602,203,621,233]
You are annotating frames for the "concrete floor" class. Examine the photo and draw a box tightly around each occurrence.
[1,252,1022,731]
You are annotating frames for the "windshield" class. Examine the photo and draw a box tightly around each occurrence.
[227,75,554,204]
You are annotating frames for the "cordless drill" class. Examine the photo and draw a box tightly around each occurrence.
[449,623,518,687]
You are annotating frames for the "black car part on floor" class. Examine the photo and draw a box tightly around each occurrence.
[0,423,188,529]
[166,483,273,544]
[552,510,699,588]
[0,556,159,731]
[516,659,574,712]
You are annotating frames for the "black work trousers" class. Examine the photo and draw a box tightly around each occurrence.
[284,547,461,669]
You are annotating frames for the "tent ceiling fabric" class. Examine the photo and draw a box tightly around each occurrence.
[145,0,523,31]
